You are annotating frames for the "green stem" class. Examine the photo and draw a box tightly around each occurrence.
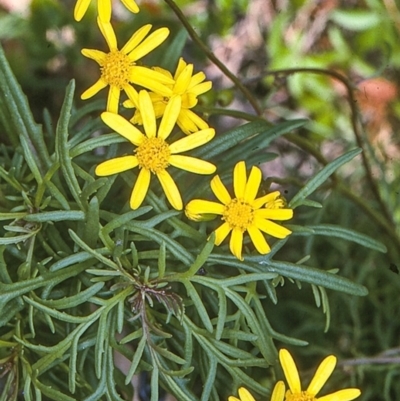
[265,67,395,230]
[163,0,262,116]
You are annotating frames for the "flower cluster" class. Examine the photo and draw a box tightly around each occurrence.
[74,1,293,260]
[229,349,361,401]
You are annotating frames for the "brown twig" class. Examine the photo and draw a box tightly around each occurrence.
[163,0,263,116]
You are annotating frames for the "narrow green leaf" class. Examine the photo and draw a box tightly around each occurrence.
[307,224,387,252]
[24,210,85,222]
[180,234,215,279]
[0,212,27,221]
[223,119,306,168]
[183,281,213,332]
[193,119,271,159]
[289,148,362,208]
[83,196,100,248]
[19,134,43,184]
[268,260,368,296]
[215,288,227,341]
[69,229,119,270]
[70,133,126,158]
[55,80,84,209]
[160,28,188,70]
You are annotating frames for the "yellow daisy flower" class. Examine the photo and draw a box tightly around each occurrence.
[81,18,173,114]
[95,90,216,210]
[271,349,361,401]
[123,57,212,135]
[74,0,139,22]
[229,387,256,401]
[228,350,361,401]
[185,161,293,260]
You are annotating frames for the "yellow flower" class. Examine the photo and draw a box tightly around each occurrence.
[271,349,361,401]
[123,58,212,135]
[81,18,173,113]
[228,350,361,401]
[74,0,139,22]
[229,387,256,401]
[95,90,216,210]
[185,161,293,260]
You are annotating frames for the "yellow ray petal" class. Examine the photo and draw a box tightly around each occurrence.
[101,112,145,145]
[169,155,216,174]
[307,355,336,396]
[186,199,225,216]
[130,168,151,209]
[228,398,240,401]
[107,85,120,114]
[254,208,293,221]
[189,81,212,96]
[230,228,244,260]
[270,381,285,401]
[124,84,139,108]
[176,112,200,135]
[174,57,187,79]
[74,0,91,21]
[255,218,292,239]
[210,175,231,205]
[157,170,182,210]
[177,109,209,135]
[317,389,361,401]
[121,0,140,13]
[138,90,156,138]
[97,18,117,51]
[158,96,181,140]
[181,93,198,108]
[169,128,215,153]
[81,48,106,64]
[233,161,247,199]
[121,24,152,54]
[128,27,170,61]
[247,225,270,254]
[95,156,138,176]
[252,191,281,209]
[81,78,107,100]
[188,71,206,89]
[238,387,256,401]
[130,67,173,96]
[279,349,301,393]
[174,64,193,94]
[214,222,231,245]
[244,166,262,203]
[98,0,112,22]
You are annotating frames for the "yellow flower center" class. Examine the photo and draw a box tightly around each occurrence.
[223,198,254,232]
[285,391,316,401]
[101,50,133,89]
[135,137,171,174]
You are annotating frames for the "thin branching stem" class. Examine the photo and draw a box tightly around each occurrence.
[163,0,263,116]
[264,67,395,229]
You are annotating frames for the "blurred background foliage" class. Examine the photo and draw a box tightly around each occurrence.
[0,0,399,400]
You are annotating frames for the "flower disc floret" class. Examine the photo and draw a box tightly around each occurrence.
[101,50,132,89]
[135,137,170,173]
[95,91,216,210]
[223,199,254,232]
